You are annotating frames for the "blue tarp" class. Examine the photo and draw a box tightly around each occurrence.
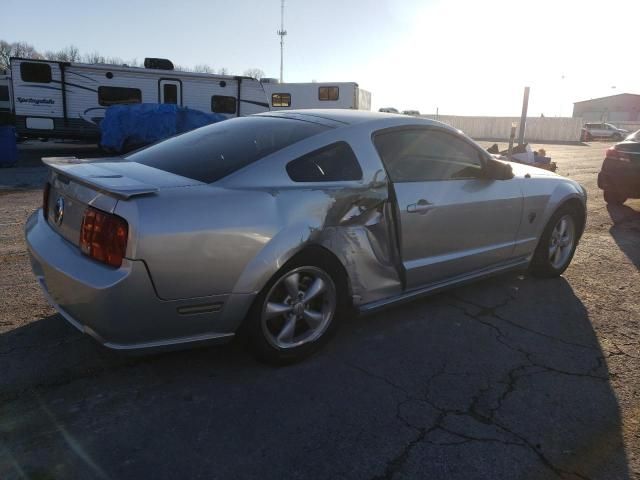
[100,103,227,153]
[0,126,18,167]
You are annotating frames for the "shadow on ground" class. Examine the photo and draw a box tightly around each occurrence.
[607,202,640,270]
[0,274,630,479]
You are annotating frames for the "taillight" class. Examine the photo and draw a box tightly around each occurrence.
[606,147,630,162]
[79,206,129,268]
[42,182,51,220]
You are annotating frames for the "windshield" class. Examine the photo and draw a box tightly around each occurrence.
[125,116,331,183]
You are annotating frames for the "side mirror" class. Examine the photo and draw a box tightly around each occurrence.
[483,156,514,180]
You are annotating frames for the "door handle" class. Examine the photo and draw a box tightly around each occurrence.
[407,199,433,214]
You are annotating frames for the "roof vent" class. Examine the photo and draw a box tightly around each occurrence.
[143,58,174,70]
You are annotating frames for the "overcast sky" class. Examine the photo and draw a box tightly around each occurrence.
[4,0,639,116]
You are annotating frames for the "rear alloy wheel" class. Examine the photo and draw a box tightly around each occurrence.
[248,261,343,364]
[530,207,580,277]
[603,190,627,205]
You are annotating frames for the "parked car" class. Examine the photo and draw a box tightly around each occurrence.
[598,129,640,204]
[402,110,420,116]
[26,110,587,363]
[581,122,628,141]
[379,107,399,113]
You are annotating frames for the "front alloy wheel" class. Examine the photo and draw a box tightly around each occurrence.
[529,206,581,278]
[548,215,575,270]
[260,266,337,350]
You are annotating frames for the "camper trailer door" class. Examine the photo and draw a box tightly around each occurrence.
[159,79,182,105]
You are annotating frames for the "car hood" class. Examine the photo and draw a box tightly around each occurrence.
[507,161,560,179]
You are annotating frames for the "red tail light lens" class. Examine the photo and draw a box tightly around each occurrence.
[43,182,51,220]
[606,147,630,162]
[80,206,129,268]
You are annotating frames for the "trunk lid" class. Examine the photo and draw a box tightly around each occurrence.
[43,157,203,247]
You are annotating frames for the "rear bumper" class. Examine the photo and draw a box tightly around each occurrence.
[25,210,255,352]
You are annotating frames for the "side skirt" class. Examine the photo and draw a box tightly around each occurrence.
[358,256,530,315]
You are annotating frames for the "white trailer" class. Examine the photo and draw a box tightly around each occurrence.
[9,57,271,140]
[262,81,371,111]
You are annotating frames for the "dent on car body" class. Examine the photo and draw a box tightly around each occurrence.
[231,182,402,308]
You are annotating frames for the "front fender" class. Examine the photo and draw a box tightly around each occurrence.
[515,177,586,257]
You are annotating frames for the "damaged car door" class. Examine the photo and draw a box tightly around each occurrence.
[373,127,523,289]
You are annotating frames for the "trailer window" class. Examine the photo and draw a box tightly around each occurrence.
[98,86,142,106]
[319,86,339,101]
[212,95,237,114]
[20,62,52,83]
[287,142,362,182]
[272,93,291,107]
[0,86,9,102]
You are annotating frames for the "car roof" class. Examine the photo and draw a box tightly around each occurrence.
[257,109,441,128]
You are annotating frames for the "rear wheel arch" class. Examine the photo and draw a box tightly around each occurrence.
[281,245,353,304]
[242,244,352,364]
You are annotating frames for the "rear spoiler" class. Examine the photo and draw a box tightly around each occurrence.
[42,157,158,200]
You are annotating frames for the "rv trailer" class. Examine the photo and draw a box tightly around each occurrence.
[261,81,371,111]
[9,57,271,140]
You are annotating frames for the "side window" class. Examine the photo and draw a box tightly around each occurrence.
[272,93,291,107]
[373,129,483,182]
[163,84,178,104]
[0,86,9,102]
[20,62,52,83]
[98,86,142,106]
[212,95,237,114]
[287,141,362,182]
[318,86,339,101]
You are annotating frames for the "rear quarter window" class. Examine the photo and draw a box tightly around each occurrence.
[126,116,331,183]
[286,142,362,182]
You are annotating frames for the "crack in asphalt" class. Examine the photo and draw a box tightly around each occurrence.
[344,289,608,480]
[447,292,600,352]
[444,293,608,382]
[350,358,594,480]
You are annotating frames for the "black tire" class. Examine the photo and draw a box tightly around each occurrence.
[246,249,348,365]
[603,190,627,205]
[529,205,581,278]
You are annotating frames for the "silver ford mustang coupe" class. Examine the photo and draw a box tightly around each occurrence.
[26,110,586,363]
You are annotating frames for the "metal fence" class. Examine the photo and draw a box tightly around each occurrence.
[421,115,583,142]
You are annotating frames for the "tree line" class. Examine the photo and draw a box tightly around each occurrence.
[0,40,265,79]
